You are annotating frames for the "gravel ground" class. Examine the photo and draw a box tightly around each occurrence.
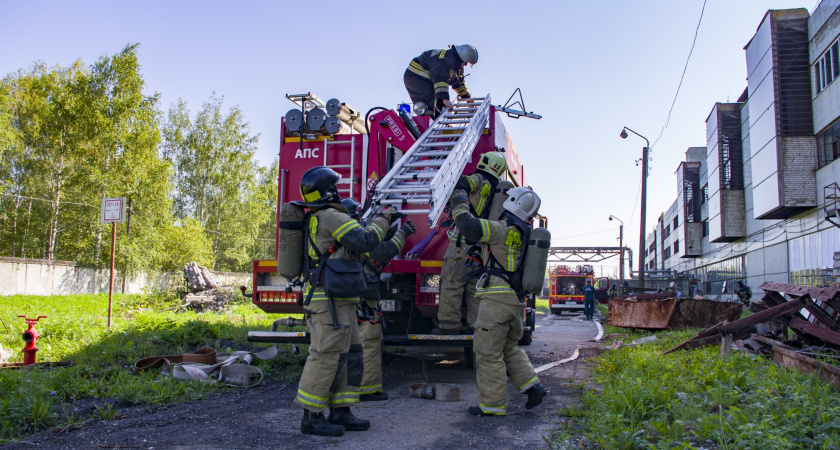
[3,312,603,449]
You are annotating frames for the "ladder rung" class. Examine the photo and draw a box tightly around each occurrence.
[413,151,452,157]
[419,142,456,147]
[427,133,464,139]
[393,174,436,181]
[329,165,352,169]
[380,199,431,207]
[439,120,471,125]
[404,160,445,168]
[380,187,432,194]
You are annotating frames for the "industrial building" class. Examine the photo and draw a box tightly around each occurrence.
[644,1,840,298]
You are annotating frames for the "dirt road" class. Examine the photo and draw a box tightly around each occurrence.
[5,312,603,449]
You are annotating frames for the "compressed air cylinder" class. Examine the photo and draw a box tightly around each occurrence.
[324,115,351,135]
[521,227,551,295]
[305,107,327,131]
[276,203,306,280]
[285,109,304,134]
[487,180,515,220]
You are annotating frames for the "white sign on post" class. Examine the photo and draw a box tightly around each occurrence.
[100,197,126,224]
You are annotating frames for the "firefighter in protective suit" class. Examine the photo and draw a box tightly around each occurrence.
[448,186,547,416]
[404,44,478,118]
[433,151,508,335]
[340,199,416,402]
[293,167,402,436]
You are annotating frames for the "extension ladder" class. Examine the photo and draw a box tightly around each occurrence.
[362,95,492,226]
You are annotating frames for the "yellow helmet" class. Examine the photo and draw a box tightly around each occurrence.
[476,151,507,180]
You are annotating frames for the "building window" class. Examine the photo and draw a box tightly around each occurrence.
[663,225,671,239]
[673,215,679,230]
[817,119,840,168]
[700,184,708,205]
[702,220,709,237]
[674,240,679,254]
[815,38,840,94]
[663,247,671,260]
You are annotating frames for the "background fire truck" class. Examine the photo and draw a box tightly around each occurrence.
[547,264,596,315]
[246,92,542,348]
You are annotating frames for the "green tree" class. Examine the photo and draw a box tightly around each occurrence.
[162,94,263,271]
[0,45,174,278]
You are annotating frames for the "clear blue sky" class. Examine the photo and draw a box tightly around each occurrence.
[1,0,816,277]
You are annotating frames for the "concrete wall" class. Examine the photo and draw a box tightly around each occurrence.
[0,257,251,296]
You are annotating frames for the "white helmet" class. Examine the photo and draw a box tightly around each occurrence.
[454,44,478,65]
[503,187,541,222]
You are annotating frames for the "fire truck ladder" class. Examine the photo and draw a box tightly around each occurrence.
[362,95,492,226]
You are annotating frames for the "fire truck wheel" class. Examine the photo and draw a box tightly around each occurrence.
[518,330,533,346]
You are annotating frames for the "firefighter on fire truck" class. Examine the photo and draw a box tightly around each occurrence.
[340,198,416,402]
[448,186,548,416]
[404,44,478,118]
[433,151,508,335]
[292,167,402,436]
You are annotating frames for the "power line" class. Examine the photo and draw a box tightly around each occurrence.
[0,192,96,208]
[651,0,708,149]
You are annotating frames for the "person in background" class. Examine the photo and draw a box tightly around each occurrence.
[404,44,478,118]
[583,279,596,321]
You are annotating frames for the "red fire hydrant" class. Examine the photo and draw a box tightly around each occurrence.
[18,315,47,366]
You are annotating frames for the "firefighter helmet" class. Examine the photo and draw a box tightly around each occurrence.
[340,198,361,220]
[455,44,478,65]
[503,187,541,222]
[300,166,341,207]
[476,151,507,180]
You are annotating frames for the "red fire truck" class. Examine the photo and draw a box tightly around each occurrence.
[548,264,596,315]
[246,92,541,347]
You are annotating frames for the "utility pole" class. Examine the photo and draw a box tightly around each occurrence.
[620,127,650,290]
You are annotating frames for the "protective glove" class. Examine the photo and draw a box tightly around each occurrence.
[380,206,405,222]
[398,220,416,237]
[454,175,470,191]
[449,189,469,210]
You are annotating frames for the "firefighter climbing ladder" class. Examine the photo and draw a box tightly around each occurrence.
[362,95,492,226]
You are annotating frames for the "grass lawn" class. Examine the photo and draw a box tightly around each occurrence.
[549,304,840,449]
[0,291,305,442]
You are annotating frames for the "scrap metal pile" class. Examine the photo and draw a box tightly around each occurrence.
[665,282,840,388]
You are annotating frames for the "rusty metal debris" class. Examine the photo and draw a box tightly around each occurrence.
[662,282,840,387]
[607,296,742,330]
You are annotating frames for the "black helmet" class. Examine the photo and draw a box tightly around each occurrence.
[340,198,361,220]
[300,167,341,207]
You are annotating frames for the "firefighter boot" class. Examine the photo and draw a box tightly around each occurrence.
[359,392,389,402]
[301,410,345,436]
[525,384,547,410]
[328,407,371,431]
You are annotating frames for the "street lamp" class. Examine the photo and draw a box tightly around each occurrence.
[609,215,624,282]
[620,126,650,290]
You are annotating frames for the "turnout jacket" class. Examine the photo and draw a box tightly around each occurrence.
[407,47,470,101]
[447,173,496,248]
[305,205,390,301]
[451,201,525,306]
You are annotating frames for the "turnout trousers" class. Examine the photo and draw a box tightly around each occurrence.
[359,300,384,395]
[294,297,363,413]
[437,245,479,331]
[403,70,445,117]
[473,296,540,415]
